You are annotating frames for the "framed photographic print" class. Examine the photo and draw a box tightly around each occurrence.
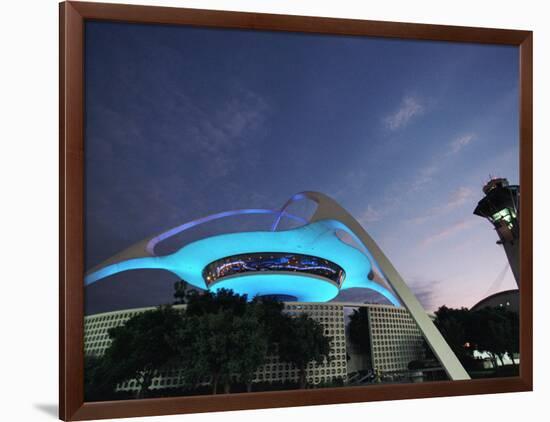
[59,1,533,420]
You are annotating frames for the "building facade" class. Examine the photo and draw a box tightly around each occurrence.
[84,301,427,392]
[365,304,426,373]
[470,289,519,313]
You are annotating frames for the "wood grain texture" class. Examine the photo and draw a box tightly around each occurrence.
[72,1,529,44]
[60,2,85,420]
[518,32,533,389]
[59,2,533,420]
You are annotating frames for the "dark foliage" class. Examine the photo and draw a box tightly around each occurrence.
[173,280,188,304]
[86,288,334,399]
[433,305,519,374]
[105,305,182,398]
[184,288,248,317]
[348,307,372,370]
[84,355,118,401]
[277,313,332,389]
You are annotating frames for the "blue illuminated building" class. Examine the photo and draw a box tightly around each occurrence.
[85,192,399,305]
[84,191,471,381]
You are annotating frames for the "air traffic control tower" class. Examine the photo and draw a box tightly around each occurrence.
[473,178,520,285]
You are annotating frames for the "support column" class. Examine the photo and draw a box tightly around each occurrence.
[301,191,471,381]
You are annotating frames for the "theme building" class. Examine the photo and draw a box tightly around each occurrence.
[84,191,468,380]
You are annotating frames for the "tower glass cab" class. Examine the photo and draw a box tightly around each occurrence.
[473,178,520,285]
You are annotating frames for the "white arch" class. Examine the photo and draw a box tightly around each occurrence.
[287,191,470,381]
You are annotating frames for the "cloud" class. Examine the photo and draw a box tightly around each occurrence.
[409,186,474,225]
[358,204,383,225]
[354,165,444,226]
[85,85,272,268]
[420,218,478,247]
[407,279,443,311]
[449,134,476,154]
[185,90,270,176]
[404,132,476,194]
[384,96,425,130]
[446,186,473,209]
[410,164,438,192]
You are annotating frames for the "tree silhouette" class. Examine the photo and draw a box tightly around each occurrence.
[277,314,332,389]
[504,310,520,365]
[348,307,372,370]
[252,297,288,354]
[88,289,338,397]
[433,305,519,373]
[84,355,118,401]
[185,288,248,317]
[173,280,189,304]
[468,307,519,368]
[227,309,269,392]
[433,306,472,362]
[105,305,182,398]
[174,289,269,394]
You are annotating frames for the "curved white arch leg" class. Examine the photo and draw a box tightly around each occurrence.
[296,191,471,381]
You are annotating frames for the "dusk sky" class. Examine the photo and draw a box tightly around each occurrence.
[84,21,519,315]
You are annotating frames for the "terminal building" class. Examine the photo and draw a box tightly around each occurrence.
[470,289,519,313]
[84,301,427,392]
[361,304,425,373]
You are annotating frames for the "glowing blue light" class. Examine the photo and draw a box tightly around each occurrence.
[85,219,400,305]
[146,208,307,255]
[210,274,339,302]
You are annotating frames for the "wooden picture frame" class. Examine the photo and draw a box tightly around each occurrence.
[59,1,533,420]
